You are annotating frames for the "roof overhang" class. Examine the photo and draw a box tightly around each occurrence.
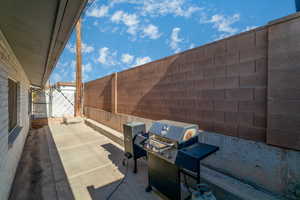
[0,0,88,87]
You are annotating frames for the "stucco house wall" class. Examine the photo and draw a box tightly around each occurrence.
[0,30,31,200]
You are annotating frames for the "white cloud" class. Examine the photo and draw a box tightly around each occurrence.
[109,0,201,18]
[51,60,78,83]
[66,42,94,54]
[83,63,93,72]
[243,25,258,32]
[93,21,99,26]
[111,10,124,23]
[123,13,139,26]
[86,5,109,18]
[213,25,257,42]
[82,43,95,53]
[111,10,140,35]
[71,60,76,68]
[98,47,109,64]
[92,1,202,39]
[204,14,240,34]
[109,0,140,6]
[66,43,75,53]
[189,43,195,49]
[183,6,202,18]
[83,74,90,82]
[143,24,161,39]
[214,33,232,41]
[82,63,93,81]
[170,27,183,53]
[140,0,201,18]
[52,73,62,83]
[56,61,68,69]
[121,53,134,64]
[97,47,118,66]
[133,56,151,67]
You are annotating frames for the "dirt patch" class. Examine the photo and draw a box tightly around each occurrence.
[9,127,57,200]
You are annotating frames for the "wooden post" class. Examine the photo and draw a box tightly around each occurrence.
[111,72,118,113]
[75,19,82,117]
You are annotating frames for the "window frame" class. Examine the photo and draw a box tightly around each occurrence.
[28,89,32,115]
[8,78,19,133]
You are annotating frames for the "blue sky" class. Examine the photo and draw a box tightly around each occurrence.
[50,0,296,84]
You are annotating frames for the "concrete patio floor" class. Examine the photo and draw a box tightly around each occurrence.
[9,122,160,200]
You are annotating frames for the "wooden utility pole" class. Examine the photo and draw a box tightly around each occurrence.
[75,19,82,117]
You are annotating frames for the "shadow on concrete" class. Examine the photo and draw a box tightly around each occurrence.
[86,143,131,200]
[9,126,75,200]
[86,143,157,200]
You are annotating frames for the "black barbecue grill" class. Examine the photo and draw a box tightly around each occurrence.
[123,120,219,200]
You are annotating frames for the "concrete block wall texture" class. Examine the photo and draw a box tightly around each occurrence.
[0,31,30,200]
[119,27,268,142]
[84,106,155,132]
[85,27,269,143]
[84,74,113,112]
[267,13,300,150]
[84,13,300,151]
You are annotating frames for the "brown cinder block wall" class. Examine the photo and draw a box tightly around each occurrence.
[84,74,113,113]
[84,13,300,151]
[267,14,300,150]
[116,27,268,143]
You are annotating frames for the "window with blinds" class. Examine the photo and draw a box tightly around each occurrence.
[8,79,18,132]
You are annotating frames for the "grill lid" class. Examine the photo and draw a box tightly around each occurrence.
[149,120,199,143]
